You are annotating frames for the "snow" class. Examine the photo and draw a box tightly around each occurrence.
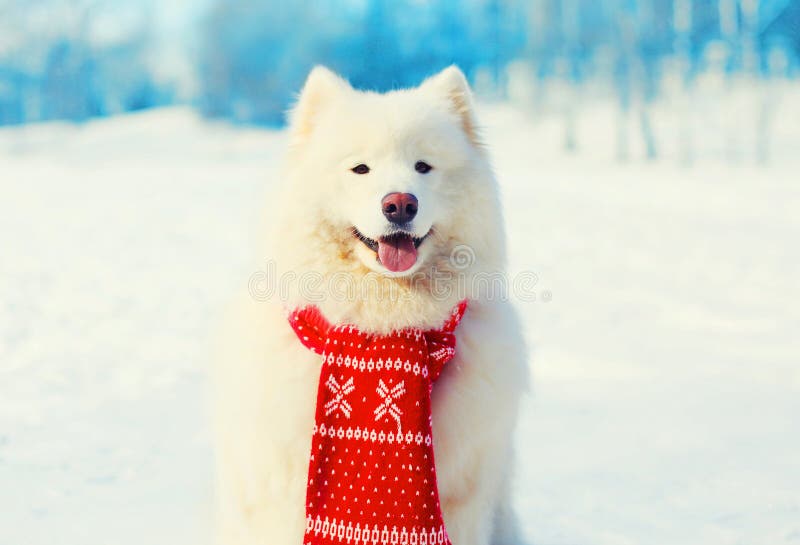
[1,94,799,544]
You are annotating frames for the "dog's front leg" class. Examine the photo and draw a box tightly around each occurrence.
[438,438,515,545]
[433,300,529,545]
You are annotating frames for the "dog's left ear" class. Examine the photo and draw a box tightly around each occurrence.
[419,66,480,145]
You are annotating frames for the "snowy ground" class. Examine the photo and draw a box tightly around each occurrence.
[1,93,798,545]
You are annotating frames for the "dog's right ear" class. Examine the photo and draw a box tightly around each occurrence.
[289,66,351,145]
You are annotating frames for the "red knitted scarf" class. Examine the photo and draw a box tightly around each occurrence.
[288,301,468,545]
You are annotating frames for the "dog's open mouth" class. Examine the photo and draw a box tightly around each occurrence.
[353,228,429,273]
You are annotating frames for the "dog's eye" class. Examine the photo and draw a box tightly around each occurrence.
[351,164,370,175]
[415,161,433,174]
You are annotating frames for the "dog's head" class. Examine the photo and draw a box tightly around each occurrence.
[273,66,505,328]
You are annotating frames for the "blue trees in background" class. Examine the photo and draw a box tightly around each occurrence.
[196,0,800,133]
[0,0,798,130]
[0,0,173,125]
[196,0,525,125]
[514,0,798,161]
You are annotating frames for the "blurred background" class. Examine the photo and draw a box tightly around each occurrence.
[1,2,798,545]
[1,0,799,160]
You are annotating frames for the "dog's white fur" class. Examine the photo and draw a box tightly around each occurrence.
[213,66,529,545]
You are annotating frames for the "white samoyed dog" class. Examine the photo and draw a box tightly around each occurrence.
[213,65,529,545]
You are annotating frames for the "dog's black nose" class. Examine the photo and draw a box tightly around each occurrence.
[382,192,418,224]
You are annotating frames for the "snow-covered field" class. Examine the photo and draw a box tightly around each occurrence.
[1,95,798,545]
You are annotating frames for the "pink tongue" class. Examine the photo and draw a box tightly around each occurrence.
[377,235,418,272]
